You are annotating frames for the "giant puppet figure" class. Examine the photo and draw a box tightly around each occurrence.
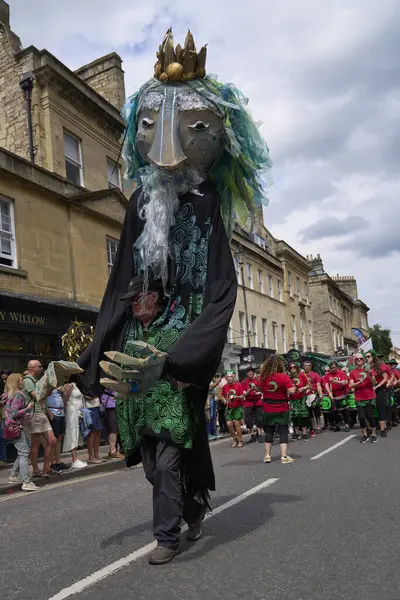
[79,29,271,565]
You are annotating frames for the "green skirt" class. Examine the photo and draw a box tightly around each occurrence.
[290,397,309,421]
[264,411,290,426]
[225,406,244,422]
[320,396,332,412]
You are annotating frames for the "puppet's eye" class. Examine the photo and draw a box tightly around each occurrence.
[142,118,154,128]
[188,121,209,131]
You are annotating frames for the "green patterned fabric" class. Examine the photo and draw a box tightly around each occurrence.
[356,399,376,408]
[320,396,332,412]
[225,407,244,422]
[290,397,308,423]
[116,201,211,459]
[264,411,290,426]
[347,393,357,410]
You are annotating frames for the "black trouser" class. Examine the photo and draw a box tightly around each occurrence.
[217,403,227,432]
[245,405,264,430]
[308,405,321,428]
[375,388,388,422]
[264,424,289,444]
[141,435,204,550]
[357,403,376,429]
[342,409,357,427]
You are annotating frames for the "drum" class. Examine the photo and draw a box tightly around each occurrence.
[347,393,357,410]
[321,396,332,412]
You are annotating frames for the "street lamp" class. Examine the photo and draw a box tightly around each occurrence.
[235,245,253,364]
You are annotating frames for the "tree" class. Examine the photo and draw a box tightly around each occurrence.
[368,324,393,358]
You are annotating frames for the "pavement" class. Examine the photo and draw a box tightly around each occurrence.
[0,445,127,495]
[1,427,400,600]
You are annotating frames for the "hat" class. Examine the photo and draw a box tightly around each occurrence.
[120,276,164,301]
[246,366,255,373]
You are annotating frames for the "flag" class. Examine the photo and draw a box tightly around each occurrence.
[359,338,373,353]
[352,328,367,345]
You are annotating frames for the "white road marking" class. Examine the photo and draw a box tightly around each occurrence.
[47,477,280,600]
[310,434,357,460]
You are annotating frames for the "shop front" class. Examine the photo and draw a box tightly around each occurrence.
[0,295,98,373]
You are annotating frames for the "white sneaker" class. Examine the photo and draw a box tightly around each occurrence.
[71,460,87,469]
[21,482,39,492]
[8,475,22,483]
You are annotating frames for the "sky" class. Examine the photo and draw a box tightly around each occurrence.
[7,0,400,344]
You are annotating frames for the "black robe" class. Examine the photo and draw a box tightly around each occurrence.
[79,180,237,498]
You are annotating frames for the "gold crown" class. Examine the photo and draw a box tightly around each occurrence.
[154,28,207,83]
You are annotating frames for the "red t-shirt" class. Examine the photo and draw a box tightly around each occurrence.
[260,373,293,413]
[349,368,376,402]
[222,382,243,408]
[289,371,309,401]
[242,378,263,407]
[305,371,321,394]
[373,362,391,385]
[325,370,348,397]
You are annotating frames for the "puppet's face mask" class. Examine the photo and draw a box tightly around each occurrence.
[136,84,224,173]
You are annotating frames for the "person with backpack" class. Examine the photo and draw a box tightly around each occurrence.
[4,373,39,491]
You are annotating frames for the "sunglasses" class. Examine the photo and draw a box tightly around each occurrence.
[355,357,363,361]
[366,355,372,359]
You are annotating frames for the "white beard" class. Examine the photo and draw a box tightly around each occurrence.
[135,166,204,293]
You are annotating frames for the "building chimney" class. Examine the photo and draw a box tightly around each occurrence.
[75,53,126,111]
[331,275,358,300]
[307,253,324,275]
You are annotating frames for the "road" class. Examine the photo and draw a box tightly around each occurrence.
[1,429,400,600]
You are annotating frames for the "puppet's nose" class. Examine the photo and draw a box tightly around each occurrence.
[147,87,187,170]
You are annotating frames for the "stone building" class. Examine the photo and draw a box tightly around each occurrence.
[222,222,313,374]
[0,1,127,370]
[307,254,369,355]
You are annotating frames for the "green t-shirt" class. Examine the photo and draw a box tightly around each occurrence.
[23,375,38,405]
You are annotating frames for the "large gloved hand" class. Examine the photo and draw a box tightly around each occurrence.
[99,341,167,399]
[36,361,84,407]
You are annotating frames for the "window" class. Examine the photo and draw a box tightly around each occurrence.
[305,281,309,302]
[300,316,306,350]
[246,263,253,289]
[107,158,122,190]
[297,277,301,300]
[334,298,337,315]
[277,279,282,301]
[272,323,278,350]
[233,256,241,284]
[291,315,297,348]
[309,320,314,351]
[227,323,233,343]
[333,329,337,350]
[262,318,268,348]
[329,294,333,312]
[258,269,264,294]
[251,315,258,346]
[281,324,287,353]
[268,275,273,297]
[106,236,119,275]
[64,131,83,186]
[288,271,293,296]
[0,197,17,268]
[239,312,246,347]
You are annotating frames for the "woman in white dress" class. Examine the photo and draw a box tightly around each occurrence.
[63,380,87,469]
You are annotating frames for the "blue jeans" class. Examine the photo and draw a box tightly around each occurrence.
[0,419,7,461]
[208,396,217,436]
[11,429,31,483]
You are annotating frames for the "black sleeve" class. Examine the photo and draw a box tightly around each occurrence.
[164,207,237,388]
[79,190,140,394]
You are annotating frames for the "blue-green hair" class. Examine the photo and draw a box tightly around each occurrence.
[122,76,272,238]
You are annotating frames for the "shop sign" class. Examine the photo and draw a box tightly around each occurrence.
[0,311,47,326]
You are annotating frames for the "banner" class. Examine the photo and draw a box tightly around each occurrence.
[352,328,367,345]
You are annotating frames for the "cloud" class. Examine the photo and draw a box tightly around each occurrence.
[298,216,370,243]
[7,0,400,344]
